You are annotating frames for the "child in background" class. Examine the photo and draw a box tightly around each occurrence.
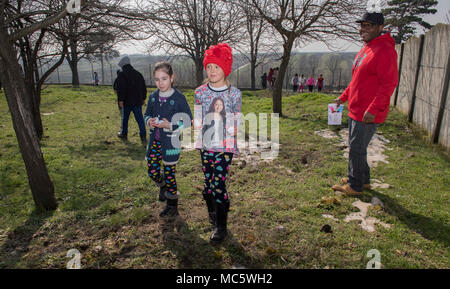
[194,43,242,243]
[292,73,300,92]
[317,74,325,92]
[306,75,315,92]
[144,62,192,217]
[298,74,306,93]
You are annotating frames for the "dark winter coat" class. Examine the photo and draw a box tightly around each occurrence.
[144,88,193,165]
[116,64,147,107]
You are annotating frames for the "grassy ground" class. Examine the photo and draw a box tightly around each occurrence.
[0,85,448,269]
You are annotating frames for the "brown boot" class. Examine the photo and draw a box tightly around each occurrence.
[332,184,363,196]
[341,177,371,190]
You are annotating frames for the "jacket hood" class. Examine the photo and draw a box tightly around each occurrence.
[368,31,396,48]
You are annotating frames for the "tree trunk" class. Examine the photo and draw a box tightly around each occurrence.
[100,52,104,85]
[272,38,294,116]
[69,59,80,88]
[21,49,44,140]
[195,57,204,87]
[68,39,80,88]
[0,39,57,211]
[29,87,44,140]
[250,60,256,90]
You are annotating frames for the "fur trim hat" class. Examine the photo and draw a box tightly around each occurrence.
[203,43,233,77]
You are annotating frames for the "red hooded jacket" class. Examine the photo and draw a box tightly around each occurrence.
[339,32,398,124]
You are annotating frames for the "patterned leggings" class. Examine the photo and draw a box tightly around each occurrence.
[147,140,177,198]
[200,150,233,206]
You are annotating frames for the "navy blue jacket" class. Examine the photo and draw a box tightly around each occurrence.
[144,88,193,164]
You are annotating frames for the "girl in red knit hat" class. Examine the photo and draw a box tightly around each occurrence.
[194,43,242,243]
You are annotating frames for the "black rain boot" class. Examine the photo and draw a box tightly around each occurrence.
[210,203,228,243]
[155,180,167,202]
[159,185,167,202]
[203,194,216,226]
[159,198,178,217]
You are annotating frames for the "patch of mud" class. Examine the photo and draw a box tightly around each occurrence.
[183,140,280,167]
[344,199,392,233]
[235,141,280,166]
[315,129,390,168]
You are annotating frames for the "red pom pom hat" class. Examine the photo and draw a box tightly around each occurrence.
[203,43,233,77]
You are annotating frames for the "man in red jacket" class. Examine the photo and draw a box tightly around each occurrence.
[332,12,399,196]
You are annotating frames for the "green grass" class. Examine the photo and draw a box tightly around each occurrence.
[0,85,448,269]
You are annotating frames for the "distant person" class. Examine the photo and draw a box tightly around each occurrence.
[273,67,279,87]
[267,68,274,89]
[298,74,306,93]
[0,79,2,91]
[94,72,99,86]
[317,74,325,92]
[306,75,315,92]
[261,72,267,89]
[115,56,148,143]
[292,73,300,92]
[331,12,398,196]
[144,62,192,217]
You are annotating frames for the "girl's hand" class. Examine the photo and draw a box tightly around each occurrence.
[155,118,171,129]
[148,118,157,128]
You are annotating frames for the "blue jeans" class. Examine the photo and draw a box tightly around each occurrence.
[121,105,146,137]
[348,117,379,192]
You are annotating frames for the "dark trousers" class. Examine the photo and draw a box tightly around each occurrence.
[347,117,378,192]
[308,85,314,92]
[121,105,146,136]
[293,85,299,92]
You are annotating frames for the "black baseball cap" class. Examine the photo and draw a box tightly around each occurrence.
[356,12,384,25]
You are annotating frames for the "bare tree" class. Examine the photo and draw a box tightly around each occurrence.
[247,0,365,116]
[0,0,146,210]
[307,53,320,77]
[12,19,68,140]
[0,0,71,210]
[233,1,275,90]
[53,0,147,87]
[143,0,243,86]
[325,53,340,89]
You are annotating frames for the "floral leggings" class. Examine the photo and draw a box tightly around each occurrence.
[147,140,177,198]
[200,149,233,206]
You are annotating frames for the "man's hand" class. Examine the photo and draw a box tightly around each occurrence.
[154,118,171,130]
[334,98,343,108]
[119,101,124,109]
[363,111,376,124]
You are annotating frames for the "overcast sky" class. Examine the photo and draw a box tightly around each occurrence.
[117,0,450,55]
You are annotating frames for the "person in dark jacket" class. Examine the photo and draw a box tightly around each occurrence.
[116,56,147,143]
[113,69,121,109]
[261,73,267,89]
